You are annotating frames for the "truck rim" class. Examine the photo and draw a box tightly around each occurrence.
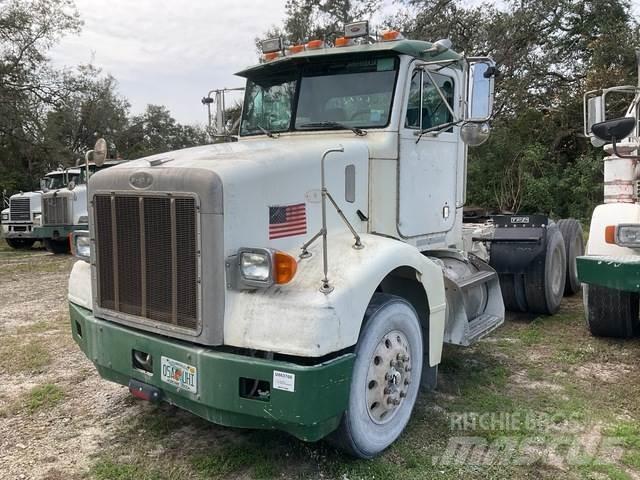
[365,329,412,424]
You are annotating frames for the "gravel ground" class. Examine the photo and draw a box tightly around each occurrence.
[1,243,639,480]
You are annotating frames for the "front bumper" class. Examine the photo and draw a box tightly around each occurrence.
[69,302,354,441]
[34,224,86,240]
[577,255,640,292]
[4,223,37,239]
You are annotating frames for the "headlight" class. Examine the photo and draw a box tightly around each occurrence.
[616,224,640,247]
[240,250,272,282]
[1,213,8,222]
[227,248,297,289]
[71,231,91,261]
[78,215,88,224]
[33,213,41,226]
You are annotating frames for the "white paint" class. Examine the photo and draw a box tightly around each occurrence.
[586,203,640,256]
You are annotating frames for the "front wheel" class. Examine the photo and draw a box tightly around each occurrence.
[331,293,423,458]
[44,238,70,254]
[5,238,35,249]
[584,284,640,338]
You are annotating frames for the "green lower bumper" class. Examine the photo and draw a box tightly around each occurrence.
[577,255,640,292]
[33,224,86,240]
[69,303,354,441]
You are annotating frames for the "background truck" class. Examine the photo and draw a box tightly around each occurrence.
[1,168,80,249]
[578,63,640,338]
[36,160,125,253]
[67,23,583,458]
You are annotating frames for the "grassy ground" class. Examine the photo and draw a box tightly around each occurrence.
[1,244,639,479]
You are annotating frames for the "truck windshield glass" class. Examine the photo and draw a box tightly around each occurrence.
[44,174,66,190]
[240,56,399,135]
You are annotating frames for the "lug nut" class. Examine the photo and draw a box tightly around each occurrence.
[404,378,411,386]
[384,387,391,395]
[400,391,407,398]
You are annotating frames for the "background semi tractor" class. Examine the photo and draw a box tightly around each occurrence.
[35,159,125,253]
[1,168,80,249]
[67,24,583,458]
[579,64,640,338]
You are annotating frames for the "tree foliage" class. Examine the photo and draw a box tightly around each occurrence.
[0,0,207,196]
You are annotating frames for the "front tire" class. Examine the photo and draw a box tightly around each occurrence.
[5,238,35,249]
[44,238,70,254]
[584,284,639,338]
[332,293,423,458]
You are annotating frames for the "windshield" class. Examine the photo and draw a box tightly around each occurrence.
[240,56,399,136]
[43,174,65,190]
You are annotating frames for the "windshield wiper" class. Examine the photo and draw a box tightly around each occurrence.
[298,122,367,137]
[257,125,279,138]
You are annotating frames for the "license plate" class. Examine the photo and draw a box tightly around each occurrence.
[160,356,197,394]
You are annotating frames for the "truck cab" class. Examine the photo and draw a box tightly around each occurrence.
[1,169,80,249]
[36,160,125,253]
[67,25,574,457]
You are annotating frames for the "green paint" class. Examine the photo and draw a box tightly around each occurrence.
[69,302,354,441]
[32,224,86,239]
[577,255,640,292]
[236,40,463,78]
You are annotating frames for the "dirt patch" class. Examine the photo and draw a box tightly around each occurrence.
[574,362,634,384]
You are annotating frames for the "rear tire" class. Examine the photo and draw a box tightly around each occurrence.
[5,238,35,249]
[499,273,528,312]
[584,284,640,338]
[44,238,69,254]
[557,219,584,296]
[524,223,566,314]
[331,293,423,459]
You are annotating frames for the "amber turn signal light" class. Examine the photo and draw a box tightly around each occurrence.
[604,225,616,244]
[274,251,297,284]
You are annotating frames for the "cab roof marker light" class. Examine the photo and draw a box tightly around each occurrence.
[306,39,325,50]
[288,44,305,54]
[381,30,404,42]
[344,20,369,38]
[261,37,283,54]
[263,52,280,62]
[334,37,352,47]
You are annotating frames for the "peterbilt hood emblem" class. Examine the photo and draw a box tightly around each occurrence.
[129,171,154,189]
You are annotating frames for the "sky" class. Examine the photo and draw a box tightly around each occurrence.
[50,0,640,126]
[50,0,289,126]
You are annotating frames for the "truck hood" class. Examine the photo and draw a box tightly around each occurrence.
[90,135,371,253]
[109,135,368,178]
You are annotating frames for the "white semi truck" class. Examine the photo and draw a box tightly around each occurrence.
[1,169,80,249]
[579,61,640,338]
[67,24,581,457]
[35,160,125,253]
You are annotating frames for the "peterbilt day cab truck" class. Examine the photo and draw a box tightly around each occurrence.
[67,24,581,457]
[578,67,640,338]
[1,169,80,249]
[35,160,125,253]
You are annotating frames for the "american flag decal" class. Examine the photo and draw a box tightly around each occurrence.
[269,203,307,239]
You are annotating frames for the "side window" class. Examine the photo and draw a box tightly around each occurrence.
[405,69,455,130]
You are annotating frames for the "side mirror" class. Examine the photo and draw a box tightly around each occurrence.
[68,181,76,191]
[40,179,48,192]
[93,138,108,167]
[466,61,495,122]
[591,117,636,142]
[460,122,491,146]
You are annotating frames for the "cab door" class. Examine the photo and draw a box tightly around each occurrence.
[398,64,461,238]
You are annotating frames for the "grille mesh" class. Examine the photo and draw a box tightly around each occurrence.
[95,194,198,331]
[42,196,70,225]
[10,198,31,222]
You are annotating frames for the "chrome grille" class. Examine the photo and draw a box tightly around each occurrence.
[9,198,30,222]
[94,194,199,331]
[43,196,70,225]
